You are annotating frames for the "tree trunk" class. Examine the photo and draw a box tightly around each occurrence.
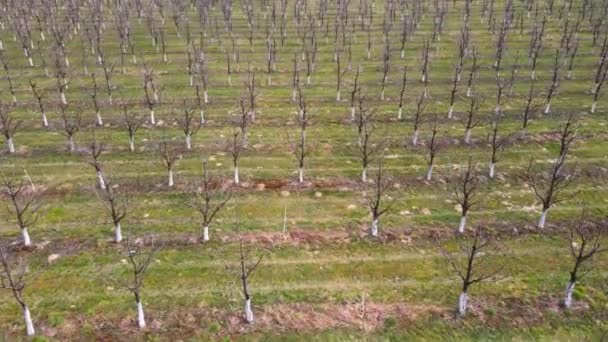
[458,291,468,316]
[204,90,209,103]
[137,300,146,329]
[234,166,240,184]
[186,134,192,150]
[22,305,35,336]
[466,86,472,97]
[292,89,297,102]
[7,137,15,153]
[68,136,75,152]
[60,92,67,105]
[97,171,106,189]
[21,227,31,246]
[398,106,403,120]
[563,281,575,308]
[426,164,434,181]
[362,167,367,182]
[538,209,548,228]
[448,105,453,119]
[168,169,174,187]
[370,217,379,237]
[41,112,48,128]
[412,129,420,146]
[200,110,205,124]
[350,106,355,120]
[591,101,597,113]
[458,215,467,233]
[336,90,340,102]
[464,129,472,144]
[129,136,135,152]
[298,167,304,183]
[489,163,495,179]
[544,102,551,114]
[203,225,210,242]
[244,297,254,323]
[96,112,103,126]
[115,222,122,242]
[150,110,156,125]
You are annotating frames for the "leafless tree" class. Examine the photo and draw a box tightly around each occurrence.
[195,84,207,124]
[521,79,540,137]
[58,103,82,153]
[462,95,482,144]
[89,73,104,126]
[158,137,179,187]
[290,86,310,183]
[1,174,40,247]
[364,157,393,237]
[544,50,563,115]
[227,206,264,323]
[176,101,201,151]
[0,50,17,105]
[562,211,606,308]
[122,105,145,152]
[526,137,578,229]
[28,81,48,128]
[397,66,408,120]
[424,118,441,181]
[488,111,511,179]
[450,157,482,233]
[354,95,382,182]
[111,230,161,329]
[228,130,245,184]
[0,244,39,335]
[0,103,21,154]
[411,92,426,146]
[350,66,360,120]
[191,159,233,242]
[143,63,160,125]
[380,42,390,101]
[437,226,504,316]
[96,177,128,243]
[591,33,608,113]
[82,130,107,189]
[466,47,479,97]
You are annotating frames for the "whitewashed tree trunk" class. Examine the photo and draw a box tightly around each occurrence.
[591,101,597,113]
[458,292,468,316]
[336,90,340,102]
[544,102,551,114]
[531,70,536,80]
[60,92,67,105]
[203,225,210,242]
[28,57,33,67]
[563,281,575,308]
[538,209,548,228]
[97,171,106,189]
[298,167,304,183]
[458,215,467,233]
[23,305,35,336]
[448,105,454,119]
[401,49,405,58]
[137,300,146,329]
[292,89,297,102]
[362,167,367,182]
[150,110,155,125]
[466,86,472,97]
[185,134,192,150]
[204,90,209,103]
[115,222,122,242]
[465,129,472,144]
[412,129,420,146]
[307,75,311,84]
[168,169,174,187]
[350,106,355,120]
[380,90,385,100]
[68,136,75,152]
[200,110,205,124]
[41,112,48,128]
[245,298,254,323]
[129,136,135,151]
[21,227,31,246]
[370,217,379,237]
[489,163,495,179]
[234,166,240,184]
[96,112,103,126]
[7,137,15,153]
[189,75,194,86]
[426,164,434,181]
[398,106,403,120]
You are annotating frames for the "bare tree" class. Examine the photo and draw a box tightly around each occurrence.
[143,63,160,125]
[354,95,382,182]
[228,130,244,184]
[424,118,441,181]
[28,81,49,128]
[90,73,104,126]
[562,211,606,308]
[176,101,201,151]
[97,177,128,243]
[0,245,38,335]
[411,92,426,146]
[158,137,179,187]
[437,226,504,316]
[0,103,21,154]
[462,95,482,144]
[290,86,310,183]
[526,149,577,229]
[82,130,107,189]
[58,103,82,153]
[544,50,562,115]
[227,206,264,323]
[0,50,18,105]
[488,111,511,179]
[349,66,360,120]
[364,158,393,237]
[450,157,482,233]
[397,66,408,120]
[191,159,233,242]
[111,230,161,329]
[521,80,540,137]
[1,174,40,246]
[122,105,145,152]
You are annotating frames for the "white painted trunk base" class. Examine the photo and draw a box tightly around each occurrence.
[371,218,379,237]
[350,106,355,120]
[200,110,205,125]
[150,110,156,125]
[168,169,174,187]
[203,226,210,242]
[398,107,403,120]
[538,209,548,229]
[298,168,304,183]
[41,113,48,127]
[245,298,254,323]
[448,106,453,119]
[458,216,467,233]
[115,222,122,242]
[186,135,192,150]
[489,163,495,179]
[362,168,367,182]
[458,292,468,316]
[234,166,240,184]
[97,171,106,189]
[137,300,146,329]
[68,136,75,152]
[544,102,551,114]
[23,305,35,336]
[96,112,103,126]
[591,101,597,113]
[465,129,472,144]
[426,164,434,181]
[563,281,575,308]
[7,137,15,153]
[129,137,135,152]
[412,129,420,146]
[22,227,31,246]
